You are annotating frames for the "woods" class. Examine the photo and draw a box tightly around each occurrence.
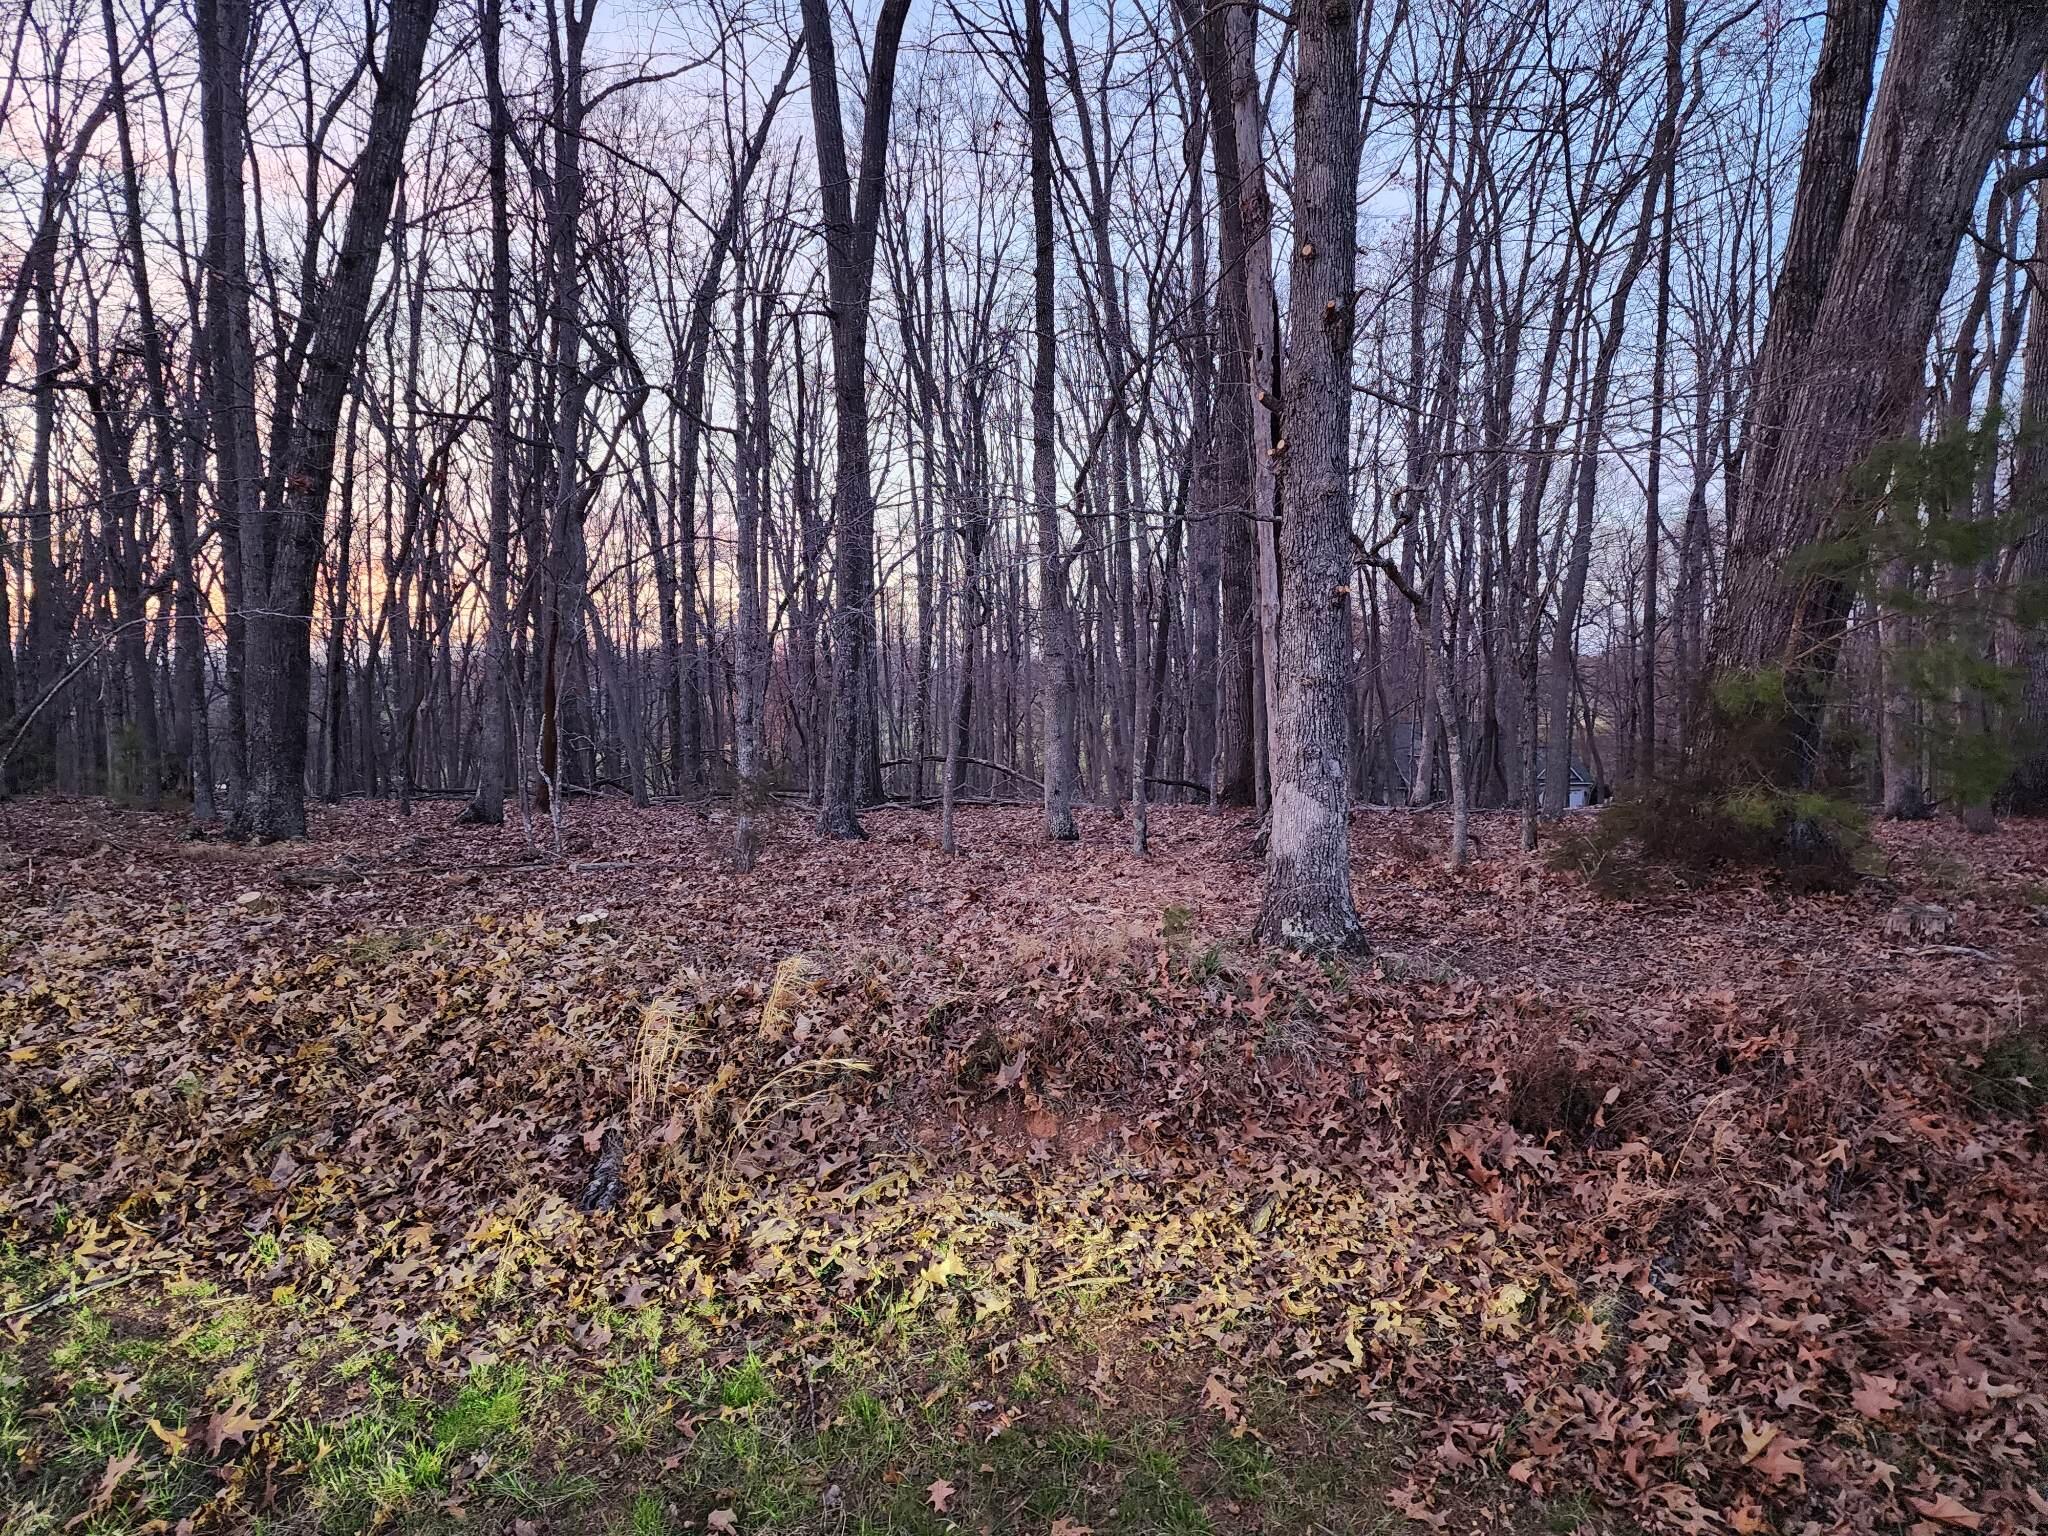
[4,0,2046,896]
[13,6,2048,1531]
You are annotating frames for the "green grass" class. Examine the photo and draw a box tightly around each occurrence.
[1209,1431,1273,1498]
[718,1353,772,1410]
[434,1366,526,1454]
[621,1489,669,1535]
[1966,1029,2048,1114]
[291,1365,530,1532]
[1,1280,1417,1536]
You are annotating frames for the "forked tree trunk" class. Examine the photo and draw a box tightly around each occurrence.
[1226,3,1283,798]
[104,0,208,814]
[1026,0,1078,841]
[234,0,440,840]
[1176,0,1257,807]
[1708,0,2048,790]
[804,0,913,841]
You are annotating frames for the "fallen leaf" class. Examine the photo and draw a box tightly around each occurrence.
[1201,1372,1241,1424]
[927,1477,956,1513]
[201,1401,272,1456]
[87,1448,141,1510]
[1752,1434,1806,1486]
[146,1418,187,1456]
[1851,1373,1903,1419]
[1908,1493,1982,1530]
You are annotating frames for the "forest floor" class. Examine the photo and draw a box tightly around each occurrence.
[3,796,2046,1536]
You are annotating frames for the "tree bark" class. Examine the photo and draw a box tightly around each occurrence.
[1027,0,1078,840]
[230,0,440,840]
[462,0,515,827]
[1709,0,2048,792]
[1255,0,1364,951]
[1730,0,1883,532]
[804,0,913,840]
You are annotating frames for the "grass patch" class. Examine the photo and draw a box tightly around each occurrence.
[1964,1029,2048,1114]
[0,1283,1414,1535]
[718,1353,771,1410]
[288,1365,530,1532]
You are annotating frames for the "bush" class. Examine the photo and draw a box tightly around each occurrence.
[1548,782,1867,897]
[1506,1046,1612,1144]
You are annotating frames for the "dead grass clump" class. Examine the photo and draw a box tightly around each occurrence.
[1505,1043,1619,1146]
[1962,1029,2048,1116]
[1388,1047,1481,1150]
[956,1025,1014,1092]
[176,838,275,866]
[1384,826,1435,866]
[629,995,698,1135]
[760,953,822,1040]
[1370,948,1461,986]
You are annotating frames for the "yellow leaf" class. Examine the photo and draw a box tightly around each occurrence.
[147,1418,188,1456]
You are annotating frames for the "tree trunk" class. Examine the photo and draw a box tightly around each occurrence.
[1708,0,2048,792]
[2011,178,2048,813]
[462,0,515,826]
[1255,0,1364,951]
[804,0,912,840]
[1731,0,1884,527]
[231,0,440,840]
[1026,0,1078,841]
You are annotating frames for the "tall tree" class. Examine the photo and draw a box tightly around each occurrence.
[804,0,914,840]
[460,0,517,826]
[225,0,442,839]
[1255,0,1364,949]
[1026,0,1078,840]
[1708,0,2048,797]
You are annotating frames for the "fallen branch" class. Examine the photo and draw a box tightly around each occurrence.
[1905,944,2006,963]
[2,1266,167,1328]
[882,755,1044,792]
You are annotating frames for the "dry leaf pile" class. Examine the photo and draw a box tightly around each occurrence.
[3,798,2046,1533]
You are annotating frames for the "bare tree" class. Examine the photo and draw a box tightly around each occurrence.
[804,0,914,840]
[1255,0,1365,950]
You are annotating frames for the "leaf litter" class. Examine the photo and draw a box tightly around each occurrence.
[2,798,2046,1533]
